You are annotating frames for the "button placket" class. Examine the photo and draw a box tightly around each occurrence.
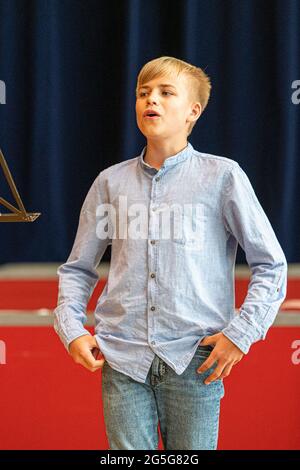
[147,170,163,348]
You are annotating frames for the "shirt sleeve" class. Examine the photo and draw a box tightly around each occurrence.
[53,171,110,352]
[221,164,288,354]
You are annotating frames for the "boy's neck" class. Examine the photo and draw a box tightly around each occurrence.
[144,138,188,170]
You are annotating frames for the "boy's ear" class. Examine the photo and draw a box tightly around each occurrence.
[189,103,202,120]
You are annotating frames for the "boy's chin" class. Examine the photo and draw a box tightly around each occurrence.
[138,127,167,139]
[143,134,166,141]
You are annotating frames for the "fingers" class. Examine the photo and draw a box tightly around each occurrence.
[77,351,105,372]
[206,362,234,384]
[197,332,244,384]
[81,346,105,370]
[70,335,105,372]
[197,357,234,385]
[218,363,233,380]
[199,333,221,347]
[197,353,216,374]
[198,357,223,385]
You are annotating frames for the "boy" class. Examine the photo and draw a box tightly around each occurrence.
[53,56,287,450]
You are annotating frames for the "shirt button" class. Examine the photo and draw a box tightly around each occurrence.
[150,306,156,311]
[155,176,160,181]
[150,240,155,244]
[150,273,155,278]
[151,341,156,345]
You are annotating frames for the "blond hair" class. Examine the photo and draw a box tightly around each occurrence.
[136,56,211,136]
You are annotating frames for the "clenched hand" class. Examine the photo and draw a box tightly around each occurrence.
[68,334,105,372]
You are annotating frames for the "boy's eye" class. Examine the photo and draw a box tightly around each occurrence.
[138,91,172,97]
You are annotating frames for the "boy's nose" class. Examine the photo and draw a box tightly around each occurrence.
[147,95,158,105]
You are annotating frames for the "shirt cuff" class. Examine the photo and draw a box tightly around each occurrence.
[222,313,262,354]
[53,310,91,352]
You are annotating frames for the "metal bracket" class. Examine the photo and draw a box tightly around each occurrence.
[0,148,41,222]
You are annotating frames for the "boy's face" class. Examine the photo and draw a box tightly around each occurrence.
[135,73,201,142]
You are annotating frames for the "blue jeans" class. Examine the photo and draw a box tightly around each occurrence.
[101,344,225,450]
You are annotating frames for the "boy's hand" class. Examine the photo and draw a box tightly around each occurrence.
[68,334,105,372]
[197,332,244,384]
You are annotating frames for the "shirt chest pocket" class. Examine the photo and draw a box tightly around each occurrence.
[169,203,207,250]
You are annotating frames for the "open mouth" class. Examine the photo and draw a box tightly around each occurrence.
[144,114,160,119]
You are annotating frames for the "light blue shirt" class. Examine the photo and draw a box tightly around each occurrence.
[53,141,287,383]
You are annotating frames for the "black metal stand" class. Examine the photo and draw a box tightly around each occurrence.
[0,148,40,222]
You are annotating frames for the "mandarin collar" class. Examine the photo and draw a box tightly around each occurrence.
[139,142,194,173]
